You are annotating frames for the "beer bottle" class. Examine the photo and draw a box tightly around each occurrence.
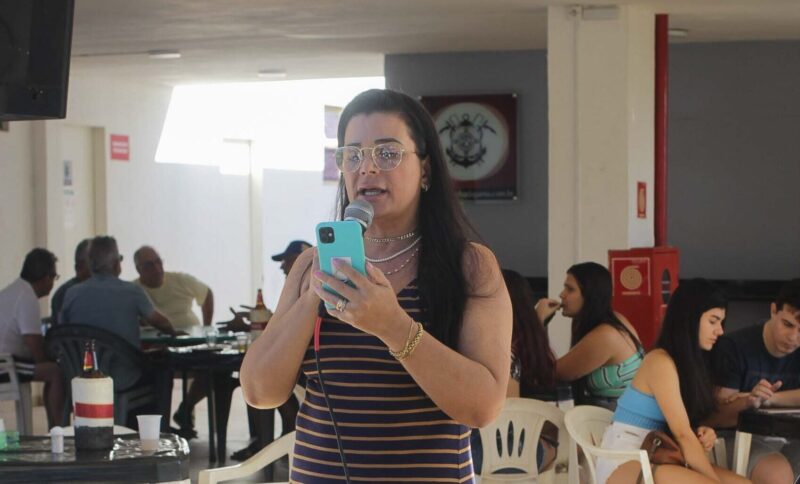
[249,289,272,339]
[81,340,104,378]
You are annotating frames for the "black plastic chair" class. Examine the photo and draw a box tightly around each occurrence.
[45,324,156,427]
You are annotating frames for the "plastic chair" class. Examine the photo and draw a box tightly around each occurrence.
[198,431,295,484]
[45,324,156,426]
[732,430,751,476]
[477,397,570,484]
[564,405,654,484]
[0,353,33,435]
[710,437,728,469]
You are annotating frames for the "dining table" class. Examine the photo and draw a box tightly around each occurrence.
[141,328,276,474]
[733,408,800,475]
[0,433,190,483]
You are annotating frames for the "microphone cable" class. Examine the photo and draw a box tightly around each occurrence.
[314,307,352,483]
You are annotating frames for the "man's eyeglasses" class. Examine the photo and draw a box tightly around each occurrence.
[335,142,415,173]
[50,273,60,281]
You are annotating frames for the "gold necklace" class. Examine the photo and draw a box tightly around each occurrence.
[382,245,421,276]
[365,229,418,244]
[365,237,421,263]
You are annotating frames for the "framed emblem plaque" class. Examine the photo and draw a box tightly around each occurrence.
[420,94,517,200]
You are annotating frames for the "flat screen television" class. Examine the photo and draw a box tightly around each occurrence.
[0,0,75,121]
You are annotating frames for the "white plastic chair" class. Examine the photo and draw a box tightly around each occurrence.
[732,430,751,476]
[477,397,570,484]
[564,406,654,484]
[292,383,306,406]
[0,353,34,435]
[710,437,728,469]
[198,431,295,484]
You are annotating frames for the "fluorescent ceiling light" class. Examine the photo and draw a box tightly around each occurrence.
[148,50,182,60]
[668,28,689,38]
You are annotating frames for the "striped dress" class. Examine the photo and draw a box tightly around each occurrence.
[290,281,475,483]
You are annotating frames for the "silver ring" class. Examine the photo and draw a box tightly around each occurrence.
[335,298,347,312]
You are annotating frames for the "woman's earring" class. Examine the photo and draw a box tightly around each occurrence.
[421,181,429,192]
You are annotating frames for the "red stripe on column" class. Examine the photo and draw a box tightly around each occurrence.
[74,402,114,418]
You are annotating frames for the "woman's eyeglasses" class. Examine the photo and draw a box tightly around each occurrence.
[335,142,414,173]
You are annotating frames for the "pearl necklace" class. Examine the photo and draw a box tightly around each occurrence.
[365,236,422,263]
[365,229,418,244]
[383,245,421,276]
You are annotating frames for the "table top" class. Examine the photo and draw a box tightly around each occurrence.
[166,343,245,372]
[0,433,189,483]
[141,326,239,346]
[738,408,800,439]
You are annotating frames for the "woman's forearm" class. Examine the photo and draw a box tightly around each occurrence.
[240,290,318,408]
[389,326,508,428]
[677,433,719,482]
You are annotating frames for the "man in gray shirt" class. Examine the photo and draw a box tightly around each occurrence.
[61,236,177,343]
[61,236,177,429]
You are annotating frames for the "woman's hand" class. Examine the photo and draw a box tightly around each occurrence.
[535,298,561,324]
[311,259,410,343]
[696,426,716,451]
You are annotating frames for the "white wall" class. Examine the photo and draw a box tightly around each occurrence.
[260,169,339,308]
[0,122,36,283]
[43,74,252,321]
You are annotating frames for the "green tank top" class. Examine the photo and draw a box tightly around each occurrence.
[585,348,644,398]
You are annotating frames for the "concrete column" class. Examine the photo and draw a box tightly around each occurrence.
[547,5,655,355]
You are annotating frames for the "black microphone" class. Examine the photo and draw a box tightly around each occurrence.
[343,199,374,233]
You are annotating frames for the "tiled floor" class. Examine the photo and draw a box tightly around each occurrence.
[0,381,289,483]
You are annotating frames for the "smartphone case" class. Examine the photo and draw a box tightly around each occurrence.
[316,221,366,309]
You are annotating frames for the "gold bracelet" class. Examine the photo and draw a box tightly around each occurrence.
[389,321,424,361]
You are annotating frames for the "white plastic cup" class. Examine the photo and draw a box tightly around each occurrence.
[50,426,64,453]
[136,414,162,450]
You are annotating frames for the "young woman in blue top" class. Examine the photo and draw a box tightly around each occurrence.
[599,279,749,484]
[538,262,643,406]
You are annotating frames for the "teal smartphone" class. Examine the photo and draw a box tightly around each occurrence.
[316,221,366,309]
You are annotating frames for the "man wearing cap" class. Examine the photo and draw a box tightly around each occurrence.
[230,239,310,461]
[272,240,312,276]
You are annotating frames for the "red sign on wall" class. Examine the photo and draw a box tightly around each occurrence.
[110,134,130,161]
[637,181,646,218]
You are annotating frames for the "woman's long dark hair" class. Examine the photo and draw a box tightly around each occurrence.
[567,262,639,348]
[655,278,727,425]
[502,269,556,391]
[335,89,479,349]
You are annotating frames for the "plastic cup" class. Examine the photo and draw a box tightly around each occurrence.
[136,414,162,450]
[5,430,19,449]
[0,417,6,450]
[236,334,249,353]
[206,328,219,347]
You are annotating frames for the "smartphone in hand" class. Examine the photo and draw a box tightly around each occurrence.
[316,221,366,309]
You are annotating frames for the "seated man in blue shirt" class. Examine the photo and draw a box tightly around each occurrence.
[50,239,91,326]
[707,279,800,484]
[61,236,178,429]
[61,236,177,344]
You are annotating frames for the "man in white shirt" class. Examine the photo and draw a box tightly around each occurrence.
[0,248,65,427]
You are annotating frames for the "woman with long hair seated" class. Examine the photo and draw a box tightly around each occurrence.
[240,89,512,483]
[598,279,750,484]
[538,262,643,407]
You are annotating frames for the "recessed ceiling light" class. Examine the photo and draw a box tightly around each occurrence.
[257,69,287,79]
[668,28,689,38]
[147,50,181,60]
